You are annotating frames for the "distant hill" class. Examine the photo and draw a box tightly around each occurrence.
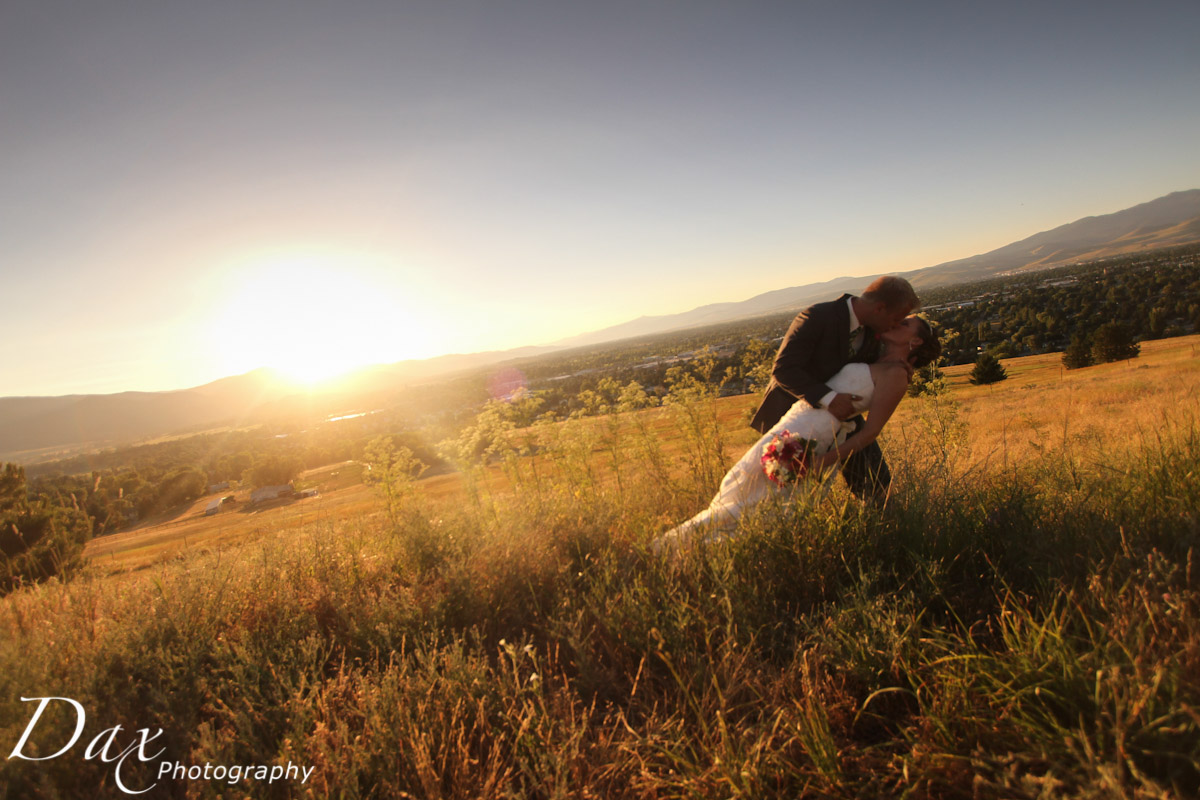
[905,189,1200,285]
[556,189,1200,348]
[0,346,557,462]
[3,189,1197,461]
[549,273,870,349]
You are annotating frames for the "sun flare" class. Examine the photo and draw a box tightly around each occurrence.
[210,254,439,385]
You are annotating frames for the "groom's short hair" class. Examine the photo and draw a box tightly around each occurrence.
[862,276,920,311]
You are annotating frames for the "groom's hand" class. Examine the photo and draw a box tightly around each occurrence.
[827,393,862,420]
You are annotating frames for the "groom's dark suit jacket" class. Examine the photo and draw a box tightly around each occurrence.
[749,294,881,434]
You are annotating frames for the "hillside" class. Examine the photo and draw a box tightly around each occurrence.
[82,334,1200,573]
[906,189,1200,284]
[3,190,1197,461]
[4,336,1198,798]
[559,190,1200,348]
[0,346,557,463]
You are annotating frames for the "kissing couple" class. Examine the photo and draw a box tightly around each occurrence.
[655,276,941,551]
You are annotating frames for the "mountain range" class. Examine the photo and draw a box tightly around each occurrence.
[556,189,1200,348]
[3,189,1198,462]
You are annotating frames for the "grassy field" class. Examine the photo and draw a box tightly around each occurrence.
[83,462,380,577]
[4,337,1199,798]
[89,335,1200,575]
[925,335,1200,467]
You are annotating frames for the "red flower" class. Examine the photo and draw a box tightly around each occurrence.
[761,430,818,487]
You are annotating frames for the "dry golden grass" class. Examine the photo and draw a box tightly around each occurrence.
[83,336,1200,578]
[894,334,1200,470]
[8,336,1200,799]
[84,465,381,576]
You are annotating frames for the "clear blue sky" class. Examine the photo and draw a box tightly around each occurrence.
[3,0,1199,396]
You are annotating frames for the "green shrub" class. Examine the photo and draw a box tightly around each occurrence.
[1091,321,1141,363]
[0,463,92,594]
[969,351,1008,385]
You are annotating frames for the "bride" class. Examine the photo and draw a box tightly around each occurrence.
[654,315,940,551]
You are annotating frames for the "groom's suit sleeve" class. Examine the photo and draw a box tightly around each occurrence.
[770,306,835,408]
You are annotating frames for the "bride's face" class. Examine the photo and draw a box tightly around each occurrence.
[880,316,922,348]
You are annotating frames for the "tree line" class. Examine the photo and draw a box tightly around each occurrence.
[923,245,1199,365]
[22,413,444,537]
[503,245,1200,406]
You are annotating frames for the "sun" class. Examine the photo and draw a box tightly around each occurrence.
[209,254,437,385]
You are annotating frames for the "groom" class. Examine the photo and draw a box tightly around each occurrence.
[749,276,920,502]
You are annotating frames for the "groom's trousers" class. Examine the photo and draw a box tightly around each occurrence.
[839,415,890,503]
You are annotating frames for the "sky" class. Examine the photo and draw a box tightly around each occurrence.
[3,0,1199,397]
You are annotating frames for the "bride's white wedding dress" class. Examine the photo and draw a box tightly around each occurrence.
[654,362,875,551]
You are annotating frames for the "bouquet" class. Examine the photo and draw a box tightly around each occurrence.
[761,430,820,486]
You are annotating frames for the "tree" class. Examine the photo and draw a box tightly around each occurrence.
[969,352,1008,385]
[0,463,24,513]
[506,390,548,427]
[456,400,520,462]
[908,359,947,397]
[572,388,609,418]
[1062,334,1095,370]
[0,463,92,594]
[617,380,654,412]
[739,338,775,393]
[151,466,208,511]
[1091,322,1140,364]
[213,451,253,483]
[990,340,1019,359]
[1148,307,1167,339]
[244,455,302,489]
[363,436,427,527]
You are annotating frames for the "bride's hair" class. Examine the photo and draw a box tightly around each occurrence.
[909,317,941,369]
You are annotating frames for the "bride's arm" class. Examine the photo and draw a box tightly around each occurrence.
[813,364,909,470]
